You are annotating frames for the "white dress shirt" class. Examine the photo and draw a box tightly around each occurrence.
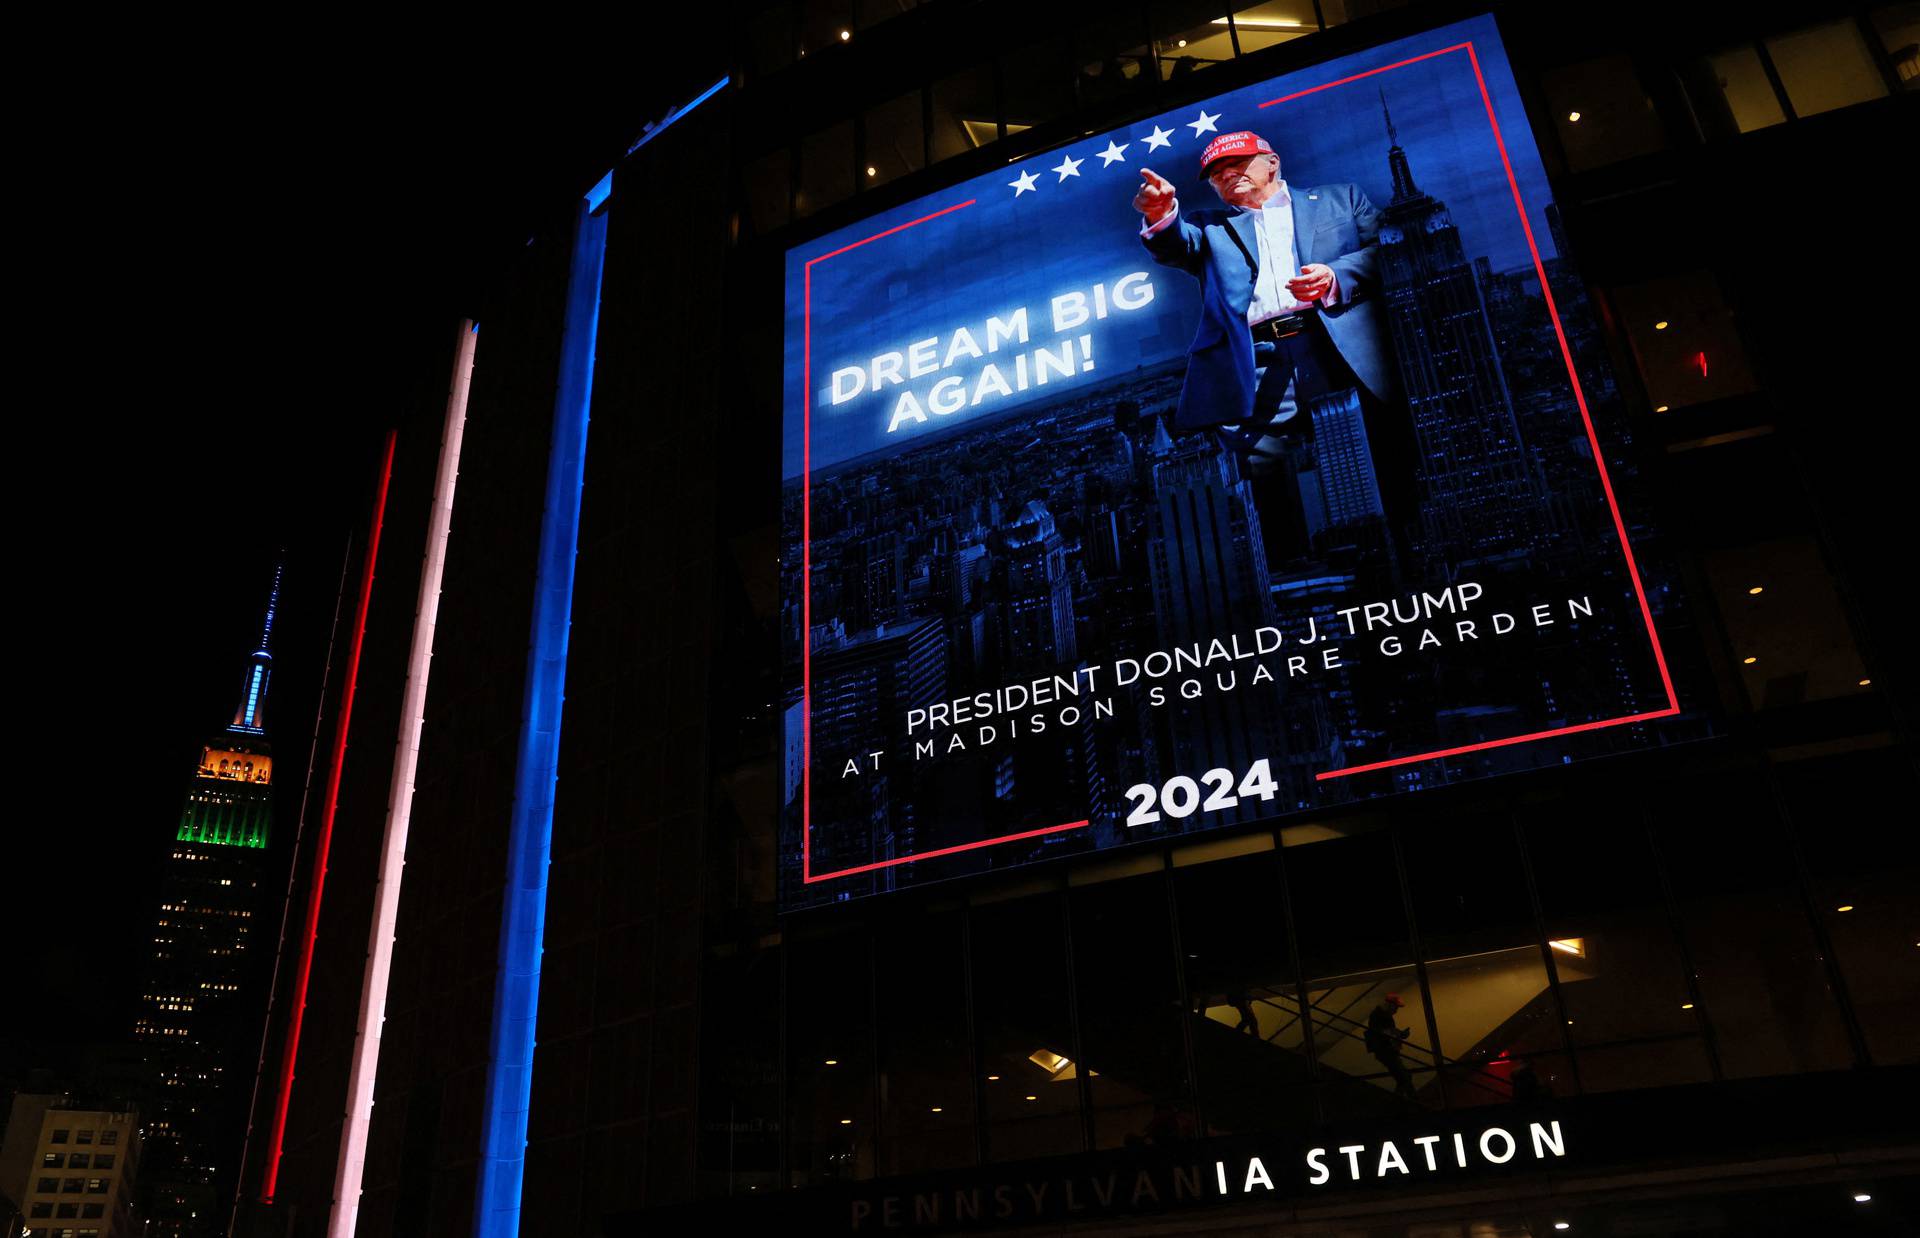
[1141,181,1341,324]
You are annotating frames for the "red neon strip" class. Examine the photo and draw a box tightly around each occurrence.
[814,820,1091,880]
[259,428,396,1201]
[1315,708,1680,781]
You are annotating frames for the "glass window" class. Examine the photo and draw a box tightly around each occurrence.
[74,1130,92,1145]
[1524,798,1711,1094]
[799,0,853,60]
[1070,870,1197,1148]
[1318,0,1413,27]
[874,909,975,1175]
[1539,56,1670,172]
[65,1155,87,1170]
[797,120,855,219]
[1607,271,1758,412]
[747,1,796,79]
[92,1155,113,1170]
[1175,845,1316,1135]
[1702,537,1873,711]
[99,1132,117,1146]
[82,1205,105,1218]
[786,924,876,1184]
[857,0,917,32]
[972,892,1085,1162]
[1002,37,1073,136]
[1156,2,1236,81]
[1073,9,1153,108]
[1694,46,1788,133]
[1766,19,1890,117]
[38,1177,57,1193]
[930,65,997,162]
[744,147,792,235]
[29,1205,50,1219]
[1231,1,1319,55]
[61,1180,82,1195]
[56,1205,78,1219]
[1870,4,1920,89]
[1653,771,1853,1078]
[43,1153,62,1168]
[85,1181,106,1195]
[1775,747,1920,1066]
[863,90,924,189]
[1284,826,1437,1114]
[51,1130,69,1144]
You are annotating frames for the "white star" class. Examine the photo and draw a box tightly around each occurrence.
[1096,139,1129,167]
[1187,110,1221,137]
[1142,125,1174,151]
[1051,154,1084,181]
[1008,169,1039,196]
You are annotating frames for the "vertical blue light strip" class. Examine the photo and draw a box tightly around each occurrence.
[474,189,609,1238]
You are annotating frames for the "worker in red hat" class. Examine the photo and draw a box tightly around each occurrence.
[1130,125,1411,561]
[1365,989,1419,1100]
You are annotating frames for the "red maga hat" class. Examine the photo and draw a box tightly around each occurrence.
[1200,130,1273,172]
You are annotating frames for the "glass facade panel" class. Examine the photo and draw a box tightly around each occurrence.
[1870,3,1920,89]
[748,2,797,79]
[744,147,792,235]
[1776,747,1920,1066]
[863,90,925,188]
[1539,55,1670,172]
[1001,37,1073,137]
[797,120,856,219]
[856,0,918,33]
[1653,774,1854,1078]
[799,0,854,60]
[1607,271,1758,412]
[1070,872,1197,1148]
[786,925,877,1183]
[1702,537,1873,711]
[1766,19,1890,117]
[1231,1,1320,55]
[930,65,997,162]
[1701,46,1789,133]
[970,893,1084,1162]
[874,910,976,1175]
[1072,9,1154,109]
[1156,1,1237,81]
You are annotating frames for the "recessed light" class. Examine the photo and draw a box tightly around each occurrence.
[839,1118,852,1125]
[1681,1002,1694,1010]
[1025,1095,1038,1101]
[1567,111,1581,122]
[930,1107,943,1113]
[1654,404,1669,412]
[1554,1224,1571,1232]
[1854,1192,1872,1203]
[1859,678,1872,687]
[1743,656,1758,665]
[1748,586,1763,595]
[1178,39,1188,47]
[839,29,851,40]
[1837,905,1854,913]
[986,1075,1000,1081]
[866,166,877,177]
[1654,320,1669,330]
[823,1059,838,1066]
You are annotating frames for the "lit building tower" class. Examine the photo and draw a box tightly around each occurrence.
[133,568,280,1237]
[1374,92,1542,566]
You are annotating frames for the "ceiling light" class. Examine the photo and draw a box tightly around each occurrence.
[823,1059,838,1066]
[1654,320,1669,330]
[1854,1193,1872,1203]
[1567,111,1581,122]
[839,1118,852,1125]
[1837,905,1854,913]
[1743,656,1758,665]
[930,1107,943,1113]
[1177,39,1189,48]
[1025,1095,1038,1101]
[986,1074,1000,1081]
[839,29,850,41]
[1748,586,1763,595]
[1548,937,1586,956]
[1553,1225,1571,1232]
[1654,404,1669,412]
[1681,1002,1694,1010]
[866,166,877,177]
[1859,678,1872,686]
[1028,1049,1071,1074]
[1214,16,1303,27]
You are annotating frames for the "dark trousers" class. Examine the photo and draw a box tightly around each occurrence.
[1218,320,1417,563]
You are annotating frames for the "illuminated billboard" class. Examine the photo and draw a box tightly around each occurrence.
[782,13,1699,907]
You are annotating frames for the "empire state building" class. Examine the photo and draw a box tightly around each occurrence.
[133,568,281,1236]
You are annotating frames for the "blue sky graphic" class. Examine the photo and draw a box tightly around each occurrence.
[783,14,1553,478]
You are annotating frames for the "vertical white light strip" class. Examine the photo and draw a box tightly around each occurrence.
[327,319,477,1238]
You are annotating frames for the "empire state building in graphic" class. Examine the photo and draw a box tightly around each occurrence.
[133,568,281,1237]
[1375,93,1543,567]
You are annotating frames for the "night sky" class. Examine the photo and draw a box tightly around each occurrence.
[10,23,717,1087]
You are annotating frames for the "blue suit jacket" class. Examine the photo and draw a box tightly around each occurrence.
[1142,183,1399,431]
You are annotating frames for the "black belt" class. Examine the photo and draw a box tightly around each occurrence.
[1251,311,1315,343]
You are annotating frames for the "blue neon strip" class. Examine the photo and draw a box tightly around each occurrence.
[244,665,263,726]
[473,190,609,1238]
[625,76,729,156]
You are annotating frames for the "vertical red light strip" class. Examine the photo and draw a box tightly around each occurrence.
[260,428,397,1202]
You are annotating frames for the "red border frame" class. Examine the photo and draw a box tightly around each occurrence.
[800,39,1679,883]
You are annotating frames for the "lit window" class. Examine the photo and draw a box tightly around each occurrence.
[1766,19,1890,116]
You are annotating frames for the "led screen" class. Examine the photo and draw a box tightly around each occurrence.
[782,13,1702,907]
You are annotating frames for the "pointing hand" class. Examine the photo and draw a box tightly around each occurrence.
[1133,168,1176,225]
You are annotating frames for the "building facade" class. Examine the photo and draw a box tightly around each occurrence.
[0,1095,143,1238]
[238,2,1917,1236]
